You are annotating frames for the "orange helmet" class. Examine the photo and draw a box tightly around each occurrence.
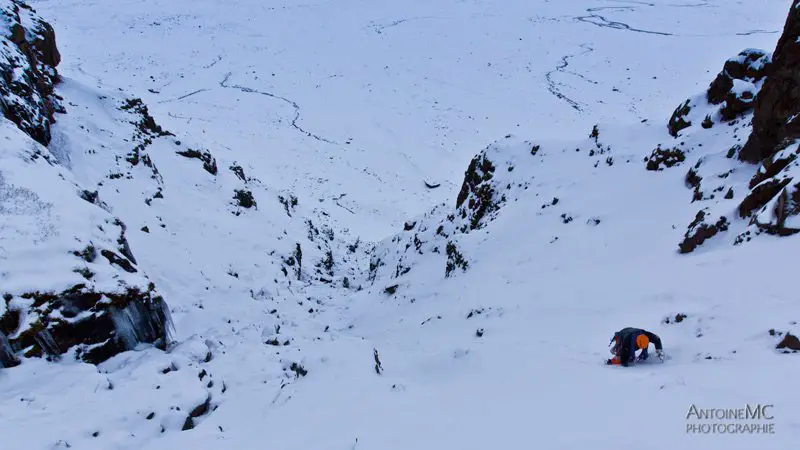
[636,334,650,350]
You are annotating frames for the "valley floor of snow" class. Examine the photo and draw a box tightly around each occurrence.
[4,0,800,449]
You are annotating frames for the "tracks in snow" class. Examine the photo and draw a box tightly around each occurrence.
[368,16,437,34]
[544,44,596,112]
[577,2,777,38]
[219,73,338,145]
[545,0,676,111]
[575,14,672,36]
[158,89,210,104]
[157,71,338,145]
[577,0,713,36]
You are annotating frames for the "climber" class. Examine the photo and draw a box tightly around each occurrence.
[607,327,664,366]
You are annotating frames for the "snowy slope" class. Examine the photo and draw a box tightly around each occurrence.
[227,126,800,450]
[0,113,222,448]
[143,114,800,450]
[2,0,800,449]
[0,117,171,364]
[31,0,791,239]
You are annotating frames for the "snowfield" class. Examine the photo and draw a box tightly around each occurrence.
[1,0,799,449]
[31,0,791,238]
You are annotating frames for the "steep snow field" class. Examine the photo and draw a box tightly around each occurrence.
[2,0,799,449]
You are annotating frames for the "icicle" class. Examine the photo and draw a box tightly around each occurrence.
[33,329,61,359]
[0,331,17,368]
[110,304,140,350]
[159,299,175,345]
[110,297,174,351]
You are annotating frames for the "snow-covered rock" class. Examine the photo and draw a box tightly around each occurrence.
[0,118,173,366]
[665,48,771,140]
[0,1,173,367]
[0,0,62,145]
[0,342,224,449]
[649,1,800,250]
[741,0,800,163]
[368,128,615,284]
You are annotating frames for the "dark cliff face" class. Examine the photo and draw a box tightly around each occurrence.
[740,0,800,163]
[0,284,173,367]
[729,1,800,236]
[0,0,62,146]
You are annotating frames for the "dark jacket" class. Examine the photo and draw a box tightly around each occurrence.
[610,327,662,366]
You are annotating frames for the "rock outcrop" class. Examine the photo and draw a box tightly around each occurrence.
[0,119,174,367]
[0,0,62,146]
[667,48,770,138]
[456,151,502,231]
[740,1,800,164]
[678,209,730,254]
[654,1,800,251]
[0,2,173,368]
[718,1,800,236]
[368,136,542,283]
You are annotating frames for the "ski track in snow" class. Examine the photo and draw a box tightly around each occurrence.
[202,55,223,69]
[368,16,438,34]
[158,88,210,104]
[167,111,212,124]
